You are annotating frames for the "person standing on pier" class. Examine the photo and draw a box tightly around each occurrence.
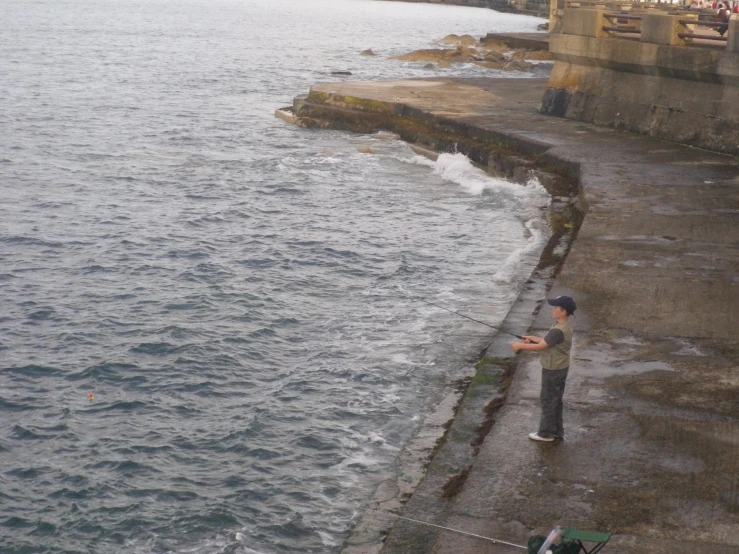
[511,296,576,442]
[717,3,731,36]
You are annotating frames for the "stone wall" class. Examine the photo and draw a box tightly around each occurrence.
[542,8,739,155]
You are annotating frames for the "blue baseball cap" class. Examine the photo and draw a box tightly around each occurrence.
[547,295,576,315]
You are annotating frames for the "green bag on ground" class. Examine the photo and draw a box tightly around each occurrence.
[527,535,581,554]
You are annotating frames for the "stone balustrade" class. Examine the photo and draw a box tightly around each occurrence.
[551,1,738,52]
[554,7,738,47]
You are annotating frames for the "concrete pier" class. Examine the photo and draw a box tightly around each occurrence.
[281,76,739,554]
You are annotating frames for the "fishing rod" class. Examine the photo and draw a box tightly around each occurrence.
[404,295,524,339]
[360,507,527,549]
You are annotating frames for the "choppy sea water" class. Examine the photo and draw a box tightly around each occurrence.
[0,1,549,553]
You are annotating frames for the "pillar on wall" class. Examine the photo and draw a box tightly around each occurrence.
[640,12,698,46]
[550,0,567,33]
[561,8,609,38]
[727,14,739,53]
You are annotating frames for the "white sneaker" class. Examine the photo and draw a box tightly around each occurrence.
[528,432,555,442]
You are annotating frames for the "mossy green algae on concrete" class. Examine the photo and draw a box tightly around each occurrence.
[306,89,401,114]
[295,92,576,190]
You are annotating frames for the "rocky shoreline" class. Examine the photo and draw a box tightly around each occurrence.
[374,0,551,18]
[388,33,551,72]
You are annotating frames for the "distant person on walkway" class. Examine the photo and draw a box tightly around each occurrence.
[717,3,730,36]
[511,296,576,442]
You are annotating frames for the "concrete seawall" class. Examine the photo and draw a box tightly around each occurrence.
[279,76,739,553]
[543,8,739,156]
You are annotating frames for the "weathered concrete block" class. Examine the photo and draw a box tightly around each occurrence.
[542,58,739,155]
[561,8,609,39]
[641,12,694,46]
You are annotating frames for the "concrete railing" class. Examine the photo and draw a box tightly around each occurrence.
[553,6,738,50]
[551,1,739,51]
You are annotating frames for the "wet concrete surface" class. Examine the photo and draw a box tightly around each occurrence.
[288,78,739,553]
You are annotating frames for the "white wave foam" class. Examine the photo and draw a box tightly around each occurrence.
[396,151,553,284]
[408,152,549,204]
[317,530,341,547]
[232,543,268,554]
[492,216,549,283]
[282,153,345,166]
[312,156,342,164]
[434,153,506,196]
[140,533,269,554]
[330,452,382,471]
[398,151,553,284]
[408,153,436,168]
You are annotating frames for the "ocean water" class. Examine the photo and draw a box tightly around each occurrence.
[0,1,549,553]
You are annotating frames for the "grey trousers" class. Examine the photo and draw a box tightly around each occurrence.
[539,367,569,439]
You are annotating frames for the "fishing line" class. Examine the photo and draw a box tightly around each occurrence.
[360,507,527,549]
[401,294,524,339]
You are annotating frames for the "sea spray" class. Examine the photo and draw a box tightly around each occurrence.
[404,152,551,283]
[492,214,549,283]
[409,152,549,202]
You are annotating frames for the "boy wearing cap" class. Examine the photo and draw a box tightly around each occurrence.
[511,296,576,442]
